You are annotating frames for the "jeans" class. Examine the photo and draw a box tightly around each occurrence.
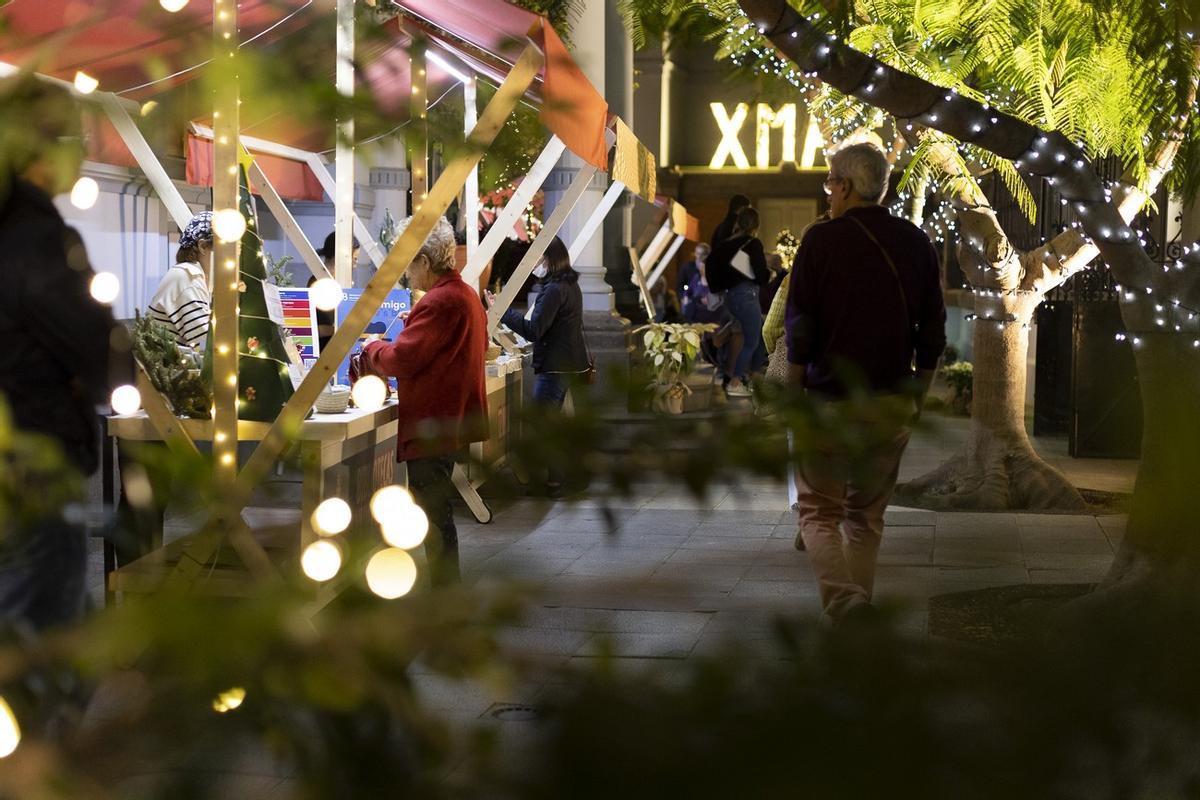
[796,421,911,622]
[532,373,569,409]
[0,516,88,632]
[724,282,766,381]
[406,455,460,585]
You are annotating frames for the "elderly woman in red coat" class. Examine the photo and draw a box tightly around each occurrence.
[361,216,488,583]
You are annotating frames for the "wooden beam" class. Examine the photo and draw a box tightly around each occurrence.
[461,135,565,287]
[224,44,545,519]
[627,245,656,320]
[464,76,480,261]
[248,157,329,281]
[303,153,388,269]
[638,218,674,273]
[569,180,625,264]
[101,98,194,230]
[646,234,685,289]
[133,363,201,458]
[487,163,599,334]
[408,46,429,209]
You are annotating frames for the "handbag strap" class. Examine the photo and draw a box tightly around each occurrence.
[845,214,911,333]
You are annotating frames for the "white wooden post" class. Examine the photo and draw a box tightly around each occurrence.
[464,76,480,261]
[461,135,566,287]
[335,0,356,286]
[568,180,625,264]
[639,217,674,273]
[101,98,194,230]
[646,234,685,289]
[248,159,329,281]
[487,163,599,334]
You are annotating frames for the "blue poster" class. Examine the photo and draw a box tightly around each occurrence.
[334,288,412,385]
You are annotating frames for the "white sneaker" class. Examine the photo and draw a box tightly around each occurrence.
[725,380,752,398]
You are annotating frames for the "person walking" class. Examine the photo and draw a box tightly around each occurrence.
[708,206,770,398]
[0,77,130,629]
[785,142,946,625]
[493,237,588,496]
[361,216,488,585]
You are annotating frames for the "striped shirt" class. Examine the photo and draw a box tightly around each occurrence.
[149,261,211,350]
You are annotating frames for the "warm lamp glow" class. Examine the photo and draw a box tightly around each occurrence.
[90,271,120,304]
[0,696,19,758]
[309,278,342,311]
[111,385,141,415]
[301,540,342,582]
[212,208,246,242]
[365,548,417,599]
[159,0,189,11]
[351,375,386,411]
[73,71,99,95]
[70,177,99,210]
[380,504,428,550]
[311,497,352,536]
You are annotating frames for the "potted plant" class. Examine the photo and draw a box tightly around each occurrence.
[635,322,717,415]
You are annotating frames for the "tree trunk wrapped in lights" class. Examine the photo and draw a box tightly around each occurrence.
[203,165,296,422]
[737,0,1200,571]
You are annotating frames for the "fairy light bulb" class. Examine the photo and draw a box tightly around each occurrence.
[73,71,98,94]
[212,687,245,713]
[365,548,418,599]
[309,278,342,311]
[111,385,141,415]
[301,540,342,582]
[90,271,120,304]
[70,177,99,210]
[379,503,428,550]
[311,497,352,536]
[0,696,19,758]
[351,375,386,411]
[212,208,246,242]
[160,0,189,11]
[370,485,414,524]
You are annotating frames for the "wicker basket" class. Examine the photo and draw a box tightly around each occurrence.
[315,385,351,414]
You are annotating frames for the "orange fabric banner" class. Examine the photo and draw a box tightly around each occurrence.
[533,20,610,171]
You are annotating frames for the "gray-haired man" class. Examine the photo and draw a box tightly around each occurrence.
[785,142,947,624]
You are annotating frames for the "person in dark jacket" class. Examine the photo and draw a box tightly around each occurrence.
[362,216,487,584]
[676,243,709,319]
[0,77,131,629]
[497,237,589,410]
[707,206,770,397]
[710,194,750,247]
[785,142,946,625]
[308,231,359,353]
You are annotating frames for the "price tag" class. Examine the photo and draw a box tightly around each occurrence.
[264,283,285,326]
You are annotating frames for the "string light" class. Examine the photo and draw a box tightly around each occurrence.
[312,497,352,536]
[111,385,141,415]
[365,548,417,599]
[212,687,246,713]
[70,177,99,210]
[351,375,387,411]
[301,540,342,582]
[72,71,98,94]
[309,277,342,311]
[0,696,19,758]
[159,0,189,11]
[212,208,246,242]
[89,272,120,304]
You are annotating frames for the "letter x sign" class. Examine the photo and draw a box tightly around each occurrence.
[709,102,751,169]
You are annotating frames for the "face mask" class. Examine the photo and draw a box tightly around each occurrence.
[533,263,549,279]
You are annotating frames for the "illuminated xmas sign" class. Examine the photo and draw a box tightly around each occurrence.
[709,102,824,170]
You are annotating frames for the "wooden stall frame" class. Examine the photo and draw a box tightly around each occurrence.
[646,234,686,289]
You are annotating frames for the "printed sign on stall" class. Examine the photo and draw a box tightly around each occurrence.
[335,288,411,385]
[278,287,321,366]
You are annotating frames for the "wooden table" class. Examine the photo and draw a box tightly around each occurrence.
[105,404,401,594]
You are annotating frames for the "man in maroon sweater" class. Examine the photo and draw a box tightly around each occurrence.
[785,143,946,625]
[362,217,488,583]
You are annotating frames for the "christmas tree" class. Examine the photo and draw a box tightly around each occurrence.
[132,313,211,419]
[204,165,296,422]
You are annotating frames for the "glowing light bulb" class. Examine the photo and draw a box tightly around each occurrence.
[70,176,99,210]
[365,548,418,599]
[212,208,246,242]
[370,485,414,524]
[0,696,19,758]
[73,71,99,94]
[159,0,189,11]
[301,540,342,582]
[380,503,428,550]
[111,385,141,415]
[311,497,352,536]
[351,375,386,411]
[90,271,120,304]
[309,278,342,311]
[212,687,245,713]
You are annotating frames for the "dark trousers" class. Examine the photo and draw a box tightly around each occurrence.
[0,517,88,632]
[532,372,569,408]
[407,455,460,584]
